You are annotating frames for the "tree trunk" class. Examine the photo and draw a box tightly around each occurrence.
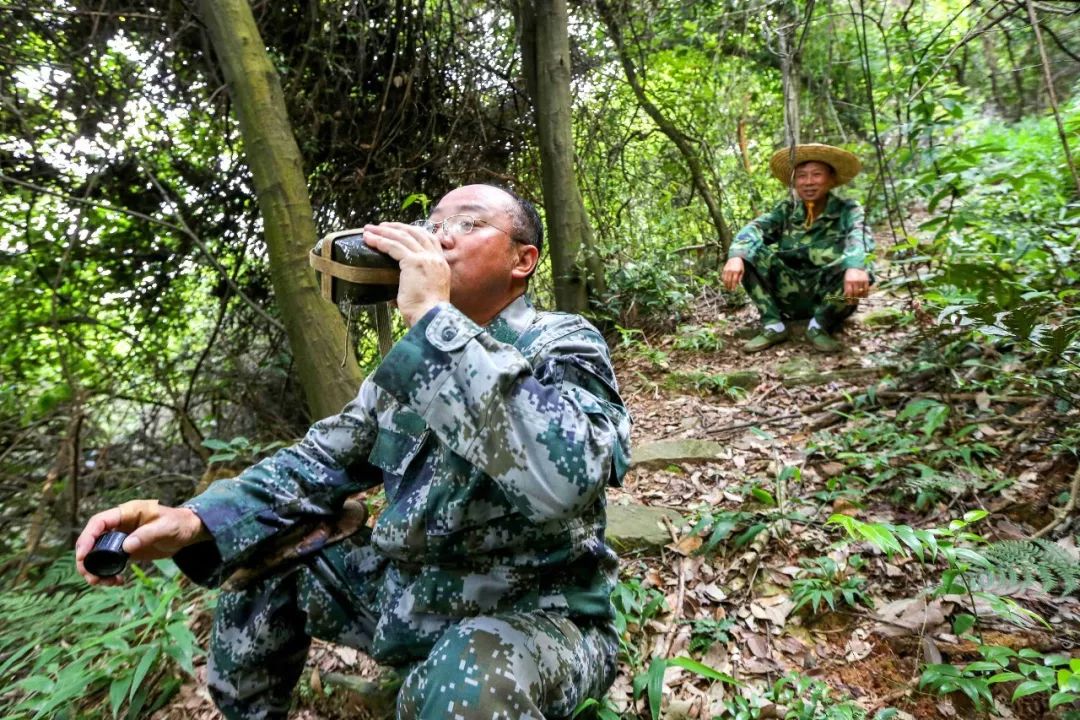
[1025,0,1080,197]
[198,0,362,420]
[780,24,801,150]
[18,404,83,583]
[596,1,734,255]
[515,0,603,313]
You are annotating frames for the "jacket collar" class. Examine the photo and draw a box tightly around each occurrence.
[793,192,842,224]
[485,294,535,346]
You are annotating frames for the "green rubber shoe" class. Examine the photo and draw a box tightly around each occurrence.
[741,327,790,353]
[806,326,842,354]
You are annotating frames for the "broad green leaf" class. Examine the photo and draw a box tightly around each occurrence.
[750,487,776,506]
[1012,679,1052,700]
[666,656,740,685]
[646,657,666,720]
[964,661,1002,672]
[129,643,161,701]
[952,613,976,636]
[15,675,55,694]
[1049,691,1079,709]
[110,675,133,718]
[986,672,1025,684]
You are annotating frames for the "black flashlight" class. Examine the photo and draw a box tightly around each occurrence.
[84,531,130,578]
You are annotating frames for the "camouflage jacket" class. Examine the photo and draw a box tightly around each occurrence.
[729,193,874,272]
[174,295,631,663]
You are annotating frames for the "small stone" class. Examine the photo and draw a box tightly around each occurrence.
[606,503,683,553]
[631,439,727,468]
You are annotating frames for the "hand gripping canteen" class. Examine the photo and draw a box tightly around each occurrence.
[309,229,401,306]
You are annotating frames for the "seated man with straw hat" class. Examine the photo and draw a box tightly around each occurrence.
[723,143,874,354]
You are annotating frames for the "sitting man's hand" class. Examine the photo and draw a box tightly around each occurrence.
[722,257,745,291]
[75,500,209,586]
[843,268,871,302]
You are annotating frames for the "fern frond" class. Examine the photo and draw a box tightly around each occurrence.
[979,539,1080,595]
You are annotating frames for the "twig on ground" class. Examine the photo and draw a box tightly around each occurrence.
[661,514,681,544]
[703,412,804,437]
[754,381,781,405]
[799,346,986,422]
[662,557,689,659]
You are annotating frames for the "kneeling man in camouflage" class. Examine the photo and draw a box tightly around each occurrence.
[76,184,631,720]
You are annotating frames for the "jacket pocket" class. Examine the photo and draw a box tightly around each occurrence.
[368,427,429,499]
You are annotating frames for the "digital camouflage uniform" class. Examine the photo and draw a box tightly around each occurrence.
[729,193,874,331]
[173,295,631,720]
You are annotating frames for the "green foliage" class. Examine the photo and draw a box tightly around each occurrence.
[673,324,726,353]
[980,539,1080,596]
[809,405,1001,510]
[790,555,872,615]
[683,617,736,655]
[633,656,739,720]
[900,98,1080,406]
[202,435,288,465]
[827,510,988,564]
[721,671,895,720]
[687,508,771,556]
[599,257,697,327]
[571,696,622,720]
[667,370,748,399]
[612,577,668,668]
[920,645,1080,715]
[613,326,671,369]
[903,465,1004,513]
[0,558,206,719]
[895,398,949,437]
[827,512,1052,631]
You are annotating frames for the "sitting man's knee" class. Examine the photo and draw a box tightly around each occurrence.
[397,617,543,720]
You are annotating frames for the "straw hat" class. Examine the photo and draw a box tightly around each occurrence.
[769,144,861,186]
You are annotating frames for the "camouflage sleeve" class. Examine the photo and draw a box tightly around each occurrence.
[729,201,789,263]
[840,200,874,270]
[372,303,631,523]
[175,382,382,586]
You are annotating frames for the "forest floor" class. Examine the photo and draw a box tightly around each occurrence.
[155,224,1080,720]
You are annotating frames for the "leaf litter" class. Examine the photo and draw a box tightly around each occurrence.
[158,251,1079,719]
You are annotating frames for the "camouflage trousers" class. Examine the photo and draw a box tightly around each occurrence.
[740,245,858,332]
[207,540,619,720]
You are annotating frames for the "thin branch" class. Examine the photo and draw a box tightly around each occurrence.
[0,171,287,333]
[905,1,1014,106]
[1025,0,1080,197]
[1037,18,1080,64]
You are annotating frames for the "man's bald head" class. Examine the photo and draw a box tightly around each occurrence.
[467,184,544,259]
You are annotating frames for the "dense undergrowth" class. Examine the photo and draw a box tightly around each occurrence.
[3,0,1080,715]
[0,558,205,719]
[596,100,1080,718]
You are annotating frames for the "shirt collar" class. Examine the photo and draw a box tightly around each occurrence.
[485,294,535,345]
[795,192,841,223]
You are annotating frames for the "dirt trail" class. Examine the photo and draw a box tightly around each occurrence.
[605,255,1078,718]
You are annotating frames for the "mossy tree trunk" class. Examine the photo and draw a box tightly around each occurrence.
[198,0,362,420]
[516,0,605,313]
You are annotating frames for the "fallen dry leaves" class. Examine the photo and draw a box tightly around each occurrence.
[160,258,1080,719]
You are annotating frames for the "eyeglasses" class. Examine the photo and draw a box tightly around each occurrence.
[411,214,513,239]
